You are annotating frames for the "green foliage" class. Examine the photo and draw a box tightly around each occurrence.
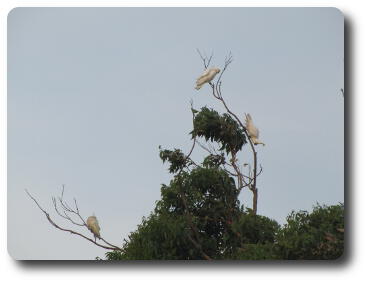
[159,146,188,173]
[156,167,239,217]
[106,213,193,260]
[276,203,344,259]
[233,243,280,260]
[202,154,225,168]
[232,210,280,244]
[106,164,306,260]
[106,200,344,260]
[191,107,246,154]
[156,167,241,258]
[230,211,281,260]
[106,166,242,260]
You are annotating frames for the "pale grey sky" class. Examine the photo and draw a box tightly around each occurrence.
[8,7,344,260]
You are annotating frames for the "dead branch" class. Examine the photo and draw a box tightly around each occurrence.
[25,188,123,252]
[196,49,213,69]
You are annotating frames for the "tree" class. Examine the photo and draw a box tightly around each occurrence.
[105,165,280,259]
[26,51,343,260]
[276,203,344,259]
[193,50,263,214]
[104,48,279,258]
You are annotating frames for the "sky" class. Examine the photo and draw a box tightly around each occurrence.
[7,7,344,260]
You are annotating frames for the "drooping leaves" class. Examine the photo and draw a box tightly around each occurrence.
[202,153,226,168]
[276,203,344,259]
[159,146,190,173]
[191,107,246,154]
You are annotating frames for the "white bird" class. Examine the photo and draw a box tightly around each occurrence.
[195,67,221,90]
[245,114,265,146]
[87,215,101,241]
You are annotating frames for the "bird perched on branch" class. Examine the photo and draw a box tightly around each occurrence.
[245,114,265,146]
[195,67,220,90]
[87,215,101,241]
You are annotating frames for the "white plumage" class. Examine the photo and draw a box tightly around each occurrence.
[195,67,221,90]
[245,114,265,146]
[87,216,101,240]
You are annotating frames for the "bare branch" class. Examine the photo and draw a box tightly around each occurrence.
[196,49,205,64]
[55,188,87,226]
[215,52,233,93]
[52,197,84,226]
[196,49,213,69]
[196,140,214,155]
[207,51,213,68]
[26,189,123,252]
[257,164,263,177]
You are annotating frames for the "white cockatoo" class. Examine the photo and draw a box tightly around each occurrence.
[87,215,101,241]
[195,67,221,90]
[245,114,265,146]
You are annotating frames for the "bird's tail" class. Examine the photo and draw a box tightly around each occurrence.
[253,138,265,146]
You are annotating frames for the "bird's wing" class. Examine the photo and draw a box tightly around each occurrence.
[245,114,259,138]
[207,69,218,81]
[253,127,260,138]
[196,69,210,83]
[87,216,100,231]
[88,217,101,237]
[95,218,100,231]
[245,114,252,130]
[248,124,259,138]
[246,113,252,122]
[201,69,210,77]
[86,217,93,229]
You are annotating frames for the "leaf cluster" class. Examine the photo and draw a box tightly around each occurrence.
[159,146,189,173]
[106,213,193,260]
[202,153,226,168]
[231,210,280,245]
[191,107,246,154]
[276,203,344,259]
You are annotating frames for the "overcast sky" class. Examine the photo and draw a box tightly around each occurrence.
[7,7,344,260]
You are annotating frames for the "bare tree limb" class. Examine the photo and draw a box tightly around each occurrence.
[25,189,123,252]
[196,49,213,69]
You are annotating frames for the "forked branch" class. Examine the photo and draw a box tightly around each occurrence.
[26,188,123,252]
